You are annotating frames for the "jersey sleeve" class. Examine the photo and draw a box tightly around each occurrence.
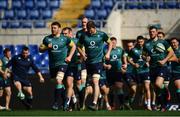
[42,37,49,47]
[30,57,40,73]
[102,32,110,43]
[163,40,172,51]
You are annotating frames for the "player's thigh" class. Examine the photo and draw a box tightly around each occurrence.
[14,81,22,89]
[155,76,164,88]
[66,76,74,87]
[4,86,11,96]
[174,79,180,89]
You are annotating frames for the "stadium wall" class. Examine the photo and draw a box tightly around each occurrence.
[107,9,180,45]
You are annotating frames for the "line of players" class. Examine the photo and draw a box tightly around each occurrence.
[0,17,180,112]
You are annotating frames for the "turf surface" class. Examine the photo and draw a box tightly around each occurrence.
[0,110,180,116]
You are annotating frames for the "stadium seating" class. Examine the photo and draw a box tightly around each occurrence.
[0,0,7,10]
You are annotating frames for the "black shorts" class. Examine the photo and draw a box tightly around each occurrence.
[124,73,136,86]
[150,66,168,83]
[0,79,10,89]
[172,72,180,81]
[13,75,31,87]
[81,62,86,70]
[99,79,107,87]
[136,72,151,84]
[86,62,103,76]
[65,66,81,80]
[106,71,123,86]
[49,65,68,79]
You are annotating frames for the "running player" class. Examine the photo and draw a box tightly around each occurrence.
[143,26,174,111]
[39,22,76,110]
[170,37,180,109]
[77,21,112,110]
[128,36,151,110]
[6,46,44,109]
[0,48,11,110]
[105,37,127,110]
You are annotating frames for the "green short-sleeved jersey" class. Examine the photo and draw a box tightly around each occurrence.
[68,37,80,67]
[43,34,71,68]
[129,46,149,73]
[172,47,180,73]
[106,47,125,72]
[78,30,109,64]
[76,29,86,40]
[125,50,135,73]
[143,39,171,68]
[0,57,9,80]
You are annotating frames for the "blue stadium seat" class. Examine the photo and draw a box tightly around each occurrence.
[0,45,3,57]
[165,0,177,9]
[21,22,32,28]
[85,9,95,19]
[139,0,156,9]
[41,10,52,19]
[103,0,114,9]
[1,21,9,29]
[96,9,108,20]
[0,0,7,10]
[25,0,34,9]
[125,0,138,9]
[34,21,46,28]
[14,44,25,55]
[29,10,39,20]
[16,10,27,19]
[12,0,22,10]
[49,0,60,10]
[37,0,47,9]
[29,44,38,55]
[91,0,101,9]
[158,0,166,9]
[3,45,15,55]
[9,21,21,29]
[40,59,49,67]
[4,10,15,20]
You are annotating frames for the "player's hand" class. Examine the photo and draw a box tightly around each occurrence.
[134,63,140,68]
[105,53,110,60]
[65,56,72,63]
[122,64,127,69]
[121,68,126,74]
[106,64,112,70]
[158,60,166,66]
[81,53,87,61]
[39,77,44,83]
[145,62,149,67]
[146,56,151,62]
[48,43,52,49]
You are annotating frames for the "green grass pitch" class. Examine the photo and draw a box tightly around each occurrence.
[0,110,180,116]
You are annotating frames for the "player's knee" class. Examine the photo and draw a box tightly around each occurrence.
[81,70,87,80]
[56,71,64,82]
[92,74,100,81]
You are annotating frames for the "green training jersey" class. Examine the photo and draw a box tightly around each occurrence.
[143,39,171,68]
[43,34,71,68]
[172,47,180,73]
[125,50,135,73]
[78,30,110,64]
[106,47,125,72]
[129,46,149,73]
[68,37,80,67]
[0,57,9,80]
[76,29,86,40]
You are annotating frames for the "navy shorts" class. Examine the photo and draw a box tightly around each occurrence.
[136,72,151,84]
[13,75,31,87]
[99,79,107,87]
[0,80,10,89]
[65,66,81,80]
[172,72,180,81]
[81,62,86,70]
[49,65,68,79]
[106,71,123,86]
[150,66,168,82]
[124,73,136,86]
[86,62,103,76]
[164,70,171,82]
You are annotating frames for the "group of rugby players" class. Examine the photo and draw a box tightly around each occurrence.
[0,16,180,112]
